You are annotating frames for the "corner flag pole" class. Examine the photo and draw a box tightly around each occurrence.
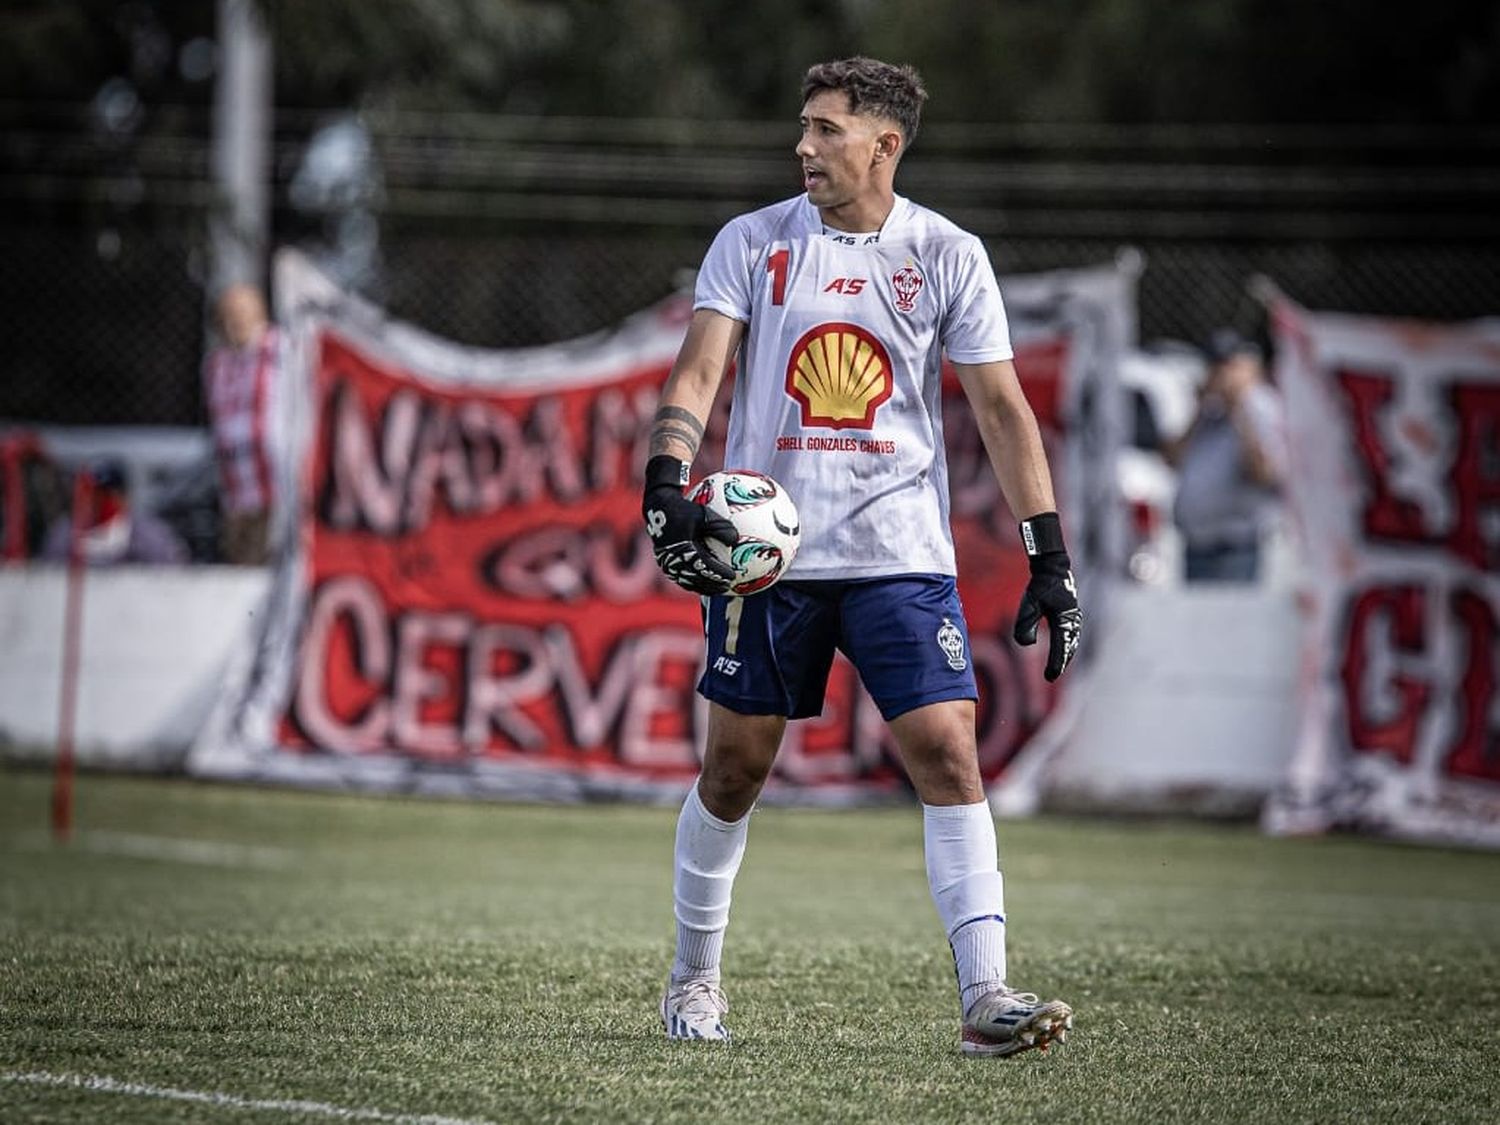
[52,467,94,842]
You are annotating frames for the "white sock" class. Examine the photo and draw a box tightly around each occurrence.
[671,783,749,985]
[923,800,1007,1017]
[949,918,1007,1016]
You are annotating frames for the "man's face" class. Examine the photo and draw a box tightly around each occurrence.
[796,89,896,213]
[219,286,268,349]
[1213,352,1262,399]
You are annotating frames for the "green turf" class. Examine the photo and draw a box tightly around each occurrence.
[1,768,1497,1124]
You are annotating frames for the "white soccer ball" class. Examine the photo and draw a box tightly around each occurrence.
[687,469,801,596]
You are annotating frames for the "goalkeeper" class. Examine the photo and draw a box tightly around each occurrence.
[642,56,1081,1057]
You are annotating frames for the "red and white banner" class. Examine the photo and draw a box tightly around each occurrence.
[190,250,1132,803]
[1264,301,1500,847]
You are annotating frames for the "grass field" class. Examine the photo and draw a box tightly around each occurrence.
[1,768,1497,1124]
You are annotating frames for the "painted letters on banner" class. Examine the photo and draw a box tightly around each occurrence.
[190,251,1129,803]
[1264,301,1500,847]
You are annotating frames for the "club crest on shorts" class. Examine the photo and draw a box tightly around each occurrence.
[891,262,924,314]
[936,616,967,671]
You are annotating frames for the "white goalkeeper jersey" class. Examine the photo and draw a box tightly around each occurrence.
[693,193,1013,579]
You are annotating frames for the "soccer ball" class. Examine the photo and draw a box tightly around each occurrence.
[687,469,801,596]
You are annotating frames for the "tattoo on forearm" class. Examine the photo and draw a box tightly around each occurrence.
[650,406,706,458]
[653,424,701,456]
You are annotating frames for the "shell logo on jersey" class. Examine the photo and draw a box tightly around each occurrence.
[783,321,894,430]
[892,263,924,314]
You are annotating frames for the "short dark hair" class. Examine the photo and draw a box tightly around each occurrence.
[88,458,129,492]
[801,57,928,147]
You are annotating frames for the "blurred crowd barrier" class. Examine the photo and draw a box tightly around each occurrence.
[167,251,1131,803]
[2,251,1289,821]
[2,109,1497,845]
[2,249,1495,850]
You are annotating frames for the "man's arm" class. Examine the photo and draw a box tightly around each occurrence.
[1159,406,1203,470]
[1221,374,1285,490]
[648,310,745,462]
[952,359,1056,521]
[953,358,1082,682]
[641,309,746,594]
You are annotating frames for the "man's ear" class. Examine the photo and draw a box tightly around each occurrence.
[873,128,903,165]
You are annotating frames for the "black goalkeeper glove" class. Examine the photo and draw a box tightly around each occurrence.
[642,455,740,595]
[1013,511,1083,682]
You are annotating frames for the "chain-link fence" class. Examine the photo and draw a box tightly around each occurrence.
[6,226,1498,427]
[381,232,1500,350]
[3,108,1499,425]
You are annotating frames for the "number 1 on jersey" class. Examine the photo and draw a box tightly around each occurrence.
[767,247,789,306]
[724,596,744,656]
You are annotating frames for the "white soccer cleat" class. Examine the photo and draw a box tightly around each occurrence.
[961,988,1073,1058]
[661,978,732,1042]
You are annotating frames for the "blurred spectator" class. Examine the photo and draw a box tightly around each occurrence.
[1163,329,1287,582]
[203,283,279,564]
[41,459,188,565]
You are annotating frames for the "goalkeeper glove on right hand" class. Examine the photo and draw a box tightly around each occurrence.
[642,454,740,595]
[1012,511,1084,682]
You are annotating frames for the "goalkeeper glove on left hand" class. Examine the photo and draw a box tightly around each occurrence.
[642,455,740,595]
[1013,511,1083,682]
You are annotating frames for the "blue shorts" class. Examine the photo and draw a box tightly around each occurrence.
[698,574,979,722]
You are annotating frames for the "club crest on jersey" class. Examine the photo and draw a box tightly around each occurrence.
[783,321,894,430]
[936,617,967,671]
[891,263,924,314]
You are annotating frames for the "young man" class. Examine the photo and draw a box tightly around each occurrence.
[642,57,1082,1058]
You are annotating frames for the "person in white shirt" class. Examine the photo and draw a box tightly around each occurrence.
[642,56,1081,1057]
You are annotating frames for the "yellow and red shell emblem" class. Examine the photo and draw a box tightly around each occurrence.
[783,321,894,430]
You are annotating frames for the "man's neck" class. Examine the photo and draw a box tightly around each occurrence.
[818,192,895,235]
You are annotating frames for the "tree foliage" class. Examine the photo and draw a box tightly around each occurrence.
[3,0,1497,124]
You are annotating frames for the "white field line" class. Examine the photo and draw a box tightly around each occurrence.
[1,1071,497,1125]
[11,830,296,869]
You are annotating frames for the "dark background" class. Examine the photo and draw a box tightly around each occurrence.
[3,0,1498,425]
